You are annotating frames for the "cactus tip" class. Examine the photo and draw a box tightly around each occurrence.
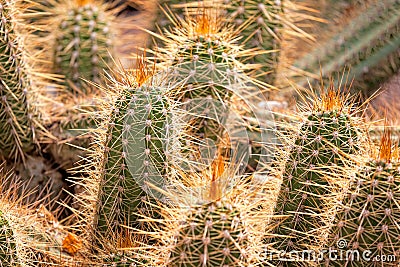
[318,81,347,112]
[192,10,221,36]
[76,0,93,6]
[135,53,155,87]
[378,127,392,162]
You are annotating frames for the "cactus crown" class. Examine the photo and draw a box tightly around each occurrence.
[306,80,355,113]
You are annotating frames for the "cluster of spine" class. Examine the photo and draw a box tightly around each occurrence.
[0,209,17,265]
[322,131,400,266]
[0,0,38,162]
[52,0,114,96]
[294,0,400,94]
[0,203,83,266]
[369,125,400,147]
[267,88,364,266]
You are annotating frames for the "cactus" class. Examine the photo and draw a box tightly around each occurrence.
[223,0,285,84]
[73,57,171,254]
[293,0,400,95]
[267,86,365,265]
[94,83,168,249]
[48,0,115,96]
[155,1,317,85]
[322,129,400,267]
[168,199,251,267]
[155,10,269,174]
[148,151,267,267]
[0,0,39,162]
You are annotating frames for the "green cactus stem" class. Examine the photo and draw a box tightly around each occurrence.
[322,130,400,267]
[0,0,39,162]
[224,0,285,84]
[88,62,171,251]
[51,0,114,96]
[267,88,364,266]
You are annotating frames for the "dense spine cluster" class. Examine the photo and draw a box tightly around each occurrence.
[0,209,17,265]
[0,173,77,267]
[0,0,38,162]
[53,0,113,95]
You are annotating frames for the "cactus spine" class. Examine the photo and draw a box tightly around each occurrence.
[51,0,114,96]
[0,0,38,162]
[322,130,400,266]
[268,87,364,265]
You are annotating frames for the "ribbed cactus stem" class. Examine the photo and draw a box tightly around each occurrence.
[0,0,38,162]
[94,69,169,250]
[268,88,363,266]
[224,0,284,84]
[323,130,400,267]
[158,11,258,172]
[53,0,113,95]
